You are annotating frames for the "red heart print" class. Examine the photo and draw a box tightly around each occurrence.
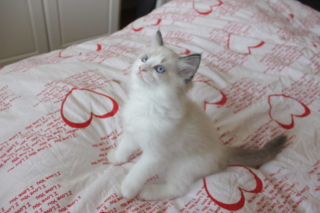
[59,44,102,58]
[131,19,162,32]
[203,165,263,211]
[61,88,119,128]
[268,94,310,129]
[193,76,227,110]
[192,0,223,15]
[227,34,265,55]
[167,44,191,56]
[179,48,191,55]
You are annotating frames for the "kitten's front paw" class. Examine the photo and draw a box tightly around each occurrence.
[107,148,118,164]
[139,184,162,201]
[107,148,129,164]
[121,181,140,199]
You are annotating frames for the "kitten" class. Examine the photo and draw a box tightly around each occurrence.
[107,30,286,201]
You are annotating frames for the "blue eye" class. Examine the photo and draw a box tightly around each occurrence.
[142,56,148,62]
[155,65,165,73]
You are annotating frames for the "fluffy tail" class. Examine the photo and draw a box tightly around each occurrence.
[224,135,287,168]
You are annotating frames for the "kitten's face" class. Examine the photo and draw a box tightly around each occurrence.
[131,46,181,87]
[131,30,201,91]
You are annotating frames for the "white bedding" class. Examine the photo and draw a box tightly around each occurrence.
[1,0,320,212]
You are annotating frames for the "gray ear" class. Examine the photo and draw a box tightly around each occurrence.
[177,53,201,82]
[152,30,164,47]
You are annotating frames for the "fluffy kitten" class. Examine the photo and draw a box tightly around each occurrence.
[107,30,286,201]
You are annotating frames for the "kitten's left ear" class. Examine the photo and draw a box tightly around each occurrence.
[177,53,201,82]
[152,30,164,47]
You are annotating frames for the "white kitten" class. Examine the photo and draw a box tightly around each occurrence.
[107,30,286,201]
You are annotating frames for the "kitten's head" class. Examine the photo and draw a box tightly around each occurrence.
[131,30,201,92]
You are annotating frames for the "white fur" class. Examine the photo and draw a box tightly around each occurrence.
[107,37,229,200]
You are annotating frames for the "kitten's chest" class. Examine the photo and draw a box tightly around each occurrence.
[122,99,181,133]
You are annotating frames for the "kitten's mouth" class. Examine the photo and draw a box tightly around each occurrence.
[137,70,144,78]
[137,70,152,83]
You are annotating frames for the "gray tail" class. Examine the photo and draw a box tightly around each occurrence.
[224,135,287,168]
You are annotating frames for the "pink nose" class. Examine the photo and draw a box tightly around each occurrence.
[139,66,146,72]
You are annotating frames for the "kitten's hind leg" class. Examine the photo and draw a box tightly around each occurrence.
[107,134,139,164]
[139,155,220,200]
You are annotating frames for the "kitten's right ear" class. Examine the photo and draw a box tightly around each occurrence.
[152,30,164,47]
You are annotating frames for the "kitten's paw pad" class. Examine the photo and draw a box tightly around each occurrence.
[121,181,140,199]
[107,148,118,164]
[139,184,161,201]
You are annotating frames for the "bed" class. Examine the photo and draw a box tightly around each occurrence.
[1,0,320,212]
